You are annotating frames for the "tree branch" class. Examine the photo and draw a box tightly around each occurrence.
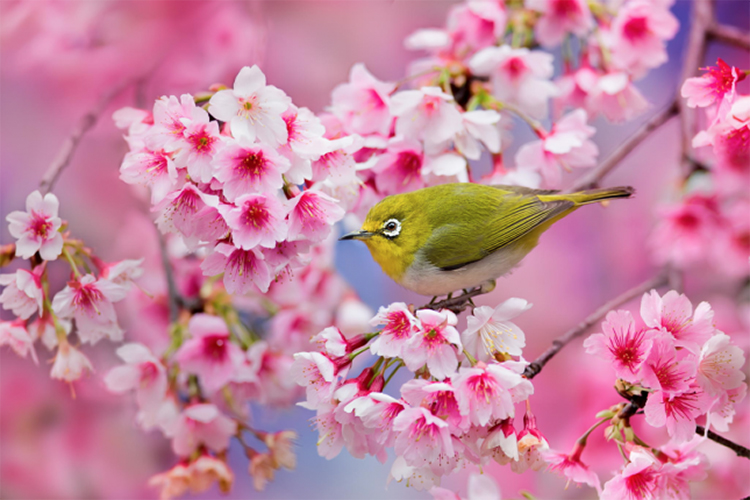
[523,271,669,379]
[157,230,181,323]
[567,101,679,192]
[707,22,750,51]
[38,78,135,195]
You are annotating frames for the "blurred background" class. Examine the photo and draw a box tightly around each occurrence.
[1,1,748,499]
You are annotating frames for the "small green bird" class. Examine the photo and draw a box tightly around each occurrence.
[340,183,633,297]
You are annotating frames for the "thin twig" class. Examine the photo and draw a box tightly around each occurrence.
[568,101,679,192]
[38,78,136,195]
[707,22,750,51]
[421,287,487,314]
[157,230,181,323]
[523,271,669,379]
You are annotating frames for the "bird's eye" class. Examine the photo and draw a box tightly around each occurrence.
[382,218,401,238]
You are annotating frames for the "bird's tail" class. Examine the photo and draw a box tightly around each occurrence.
[555,186,635,206]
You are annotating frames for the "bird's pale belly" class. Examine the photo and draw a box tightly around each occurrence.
[400,242,533,296]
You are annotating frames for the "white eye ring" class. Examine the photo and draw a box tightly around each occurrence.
[382,218,401,238]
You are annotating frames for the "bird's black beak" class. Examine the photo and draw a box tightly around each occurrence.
[339,230,374,241]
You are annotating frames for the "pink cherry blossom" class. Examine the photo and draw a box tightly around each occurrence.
[369,302,420,358]
[655,438,708,499]
[644,384,710,442]
[462,298,530,362]
[99,258,144,290]
[6,190,64,261]
[694,99,750,185]
[581,71,649,122]
[543,441,601,491]
[401,379,467,432]
[696,333,746,396]
[401,309,461,380]
[516,109,598,187]
[223,193,288,250]
[0,266,44,320]
[600,448,660,500]
[351,392,406,448]
[208,65,291,146]
[149,94,196,150]
[469,45,558,119]
[50,342,93,382]
[51,274,127,344]
[171,107,222,183]
[640,290,715,351]
[482,418,519,464]
[454,110,502,161]
[444,0,507,56]
[584,310,655,383]
[201,243,271,294]
[390,87,463,150]
[527,0,593,48]
[171,403,237,457]
[174,314,246,393]
[393,407,454,467]
[330,63,395,136]
[286,190,345,243]
[609,0,679,78]
[681,58,745,109]
[453,362,532,426]
[155,183,228,246]
[707,384,746,432]
[0,319,38,363]
[212,140,290,202]
[119,147,179,204]
[309,135,361,186]
[104,343,167,428]
[511,410,549,473]
[290,351,337,408]
[640,333,697,395]
[29,314,69,350]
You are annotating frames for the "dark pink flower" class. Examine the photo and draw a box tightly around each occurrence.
[201,243,271,294]
[543,441,601,491]
[584,310,655,383]
[213,140,290,202]
[286,190,345,243]
[223,193,288,250]
[681,58,745,109]
[401,309,461,380]
[527,0,593,48]
[453,362,532,426]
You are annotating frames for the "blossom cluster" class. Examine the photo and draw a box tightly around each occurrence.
[2,190,142,383]
[652,58,749,276]
[293,298,552,490]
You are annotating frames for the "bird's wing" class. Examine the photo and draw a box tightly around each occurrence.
[421,194,574,271]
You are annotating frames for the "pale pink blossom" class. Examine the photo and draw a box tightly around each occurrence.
[290,351,337,408]
[174,314,246,393]
[309,135,361,186]
[201,243,271,294]
[208,65,291,146]
[681,58,745,109]
[609,0,679,78]
[6,190,64,261]
[149,94,196,150]
[351,392,406,448]
[696,333,746,396]
[469,45,558,119]
[582,71,649,122]
[148,463,191,500]
[400,379,467,432]
[50,342,93,382]
[0,266,44,320]
[655,439,708,500]
[600,448,660,500]
[706,384,746,432]
[155,183,228,246]
[29,314,69,350]
[482,419,519,464]
[172,403,237,457]
[453,362,532,426]
[462,298,530,361]
[444,1,507,56]
[695,100,750,187]
[279,106,329,184]
[112,106,152,134]
[51,274,127,344]
[330,63,395,136]
[453,110,502,160]
[527,0,593,48]
[248,452,275,491]
[223,193,288,250]
[584,310,655,383]
[543,441,601,491]
[104,343,167,428]
[516,109,598,187]
[286,190,345,243]
[119,147,179,204]
[511,421,549,473]
[0,319,37,363]
[188,455,233,495]
[212,140,290,202]
[390,87,463,150]
[369,302,420,359]
[393,407,454,467]
[401,309,461,380]
[99,258,144,290]
[640,290,715,351]
[644,384,710,442]
[172,107,222,183]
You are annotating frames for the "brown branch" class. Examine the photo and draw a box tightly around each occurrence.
[567,101,679,192]
[157,231,181,323]
[523,271,669,379]
[38,78,135,195]
[707,22,750,51]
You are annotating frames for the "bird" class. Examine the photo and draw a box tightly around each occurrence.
[340,182,633,298]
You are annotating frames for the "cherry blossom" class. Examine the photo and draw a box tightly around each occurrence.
[644,384,710,442]
[0,319,38,363]
[581,71,649,122]
[6,190,64,261]
[681,58,745,109]
[444,0,507,56]
[639,333,697,395]
[369,302,420,358]
[696,333,746,396]
[330,63,395,136]
[401,309,461,380]
[453,110,502,161]
[516,109,598,187]
[286,190,345,243]
[290,351,338,408]
[462,298,529,361]
[174,314,247,393]
[640,290,715,351]
[51,274,127,344]
[155,183,228,246]
[0,266,44,320]
[223,193,288,250]
[543,441,601,491]
[149,94,196,150]
[600,448,660,500]
[527,0,593,48]
[119,147,179,204]
[212,140,290,202]
[390,87,463,151]
[172,107,223,183]
[50,342,93,382]
[208,65,291,146]
[171,403,237,457]
[392,407,454,468]
[202,243,271,294]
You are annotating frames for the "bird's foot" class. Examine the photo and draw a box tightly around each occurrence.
[422,286,488,313]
